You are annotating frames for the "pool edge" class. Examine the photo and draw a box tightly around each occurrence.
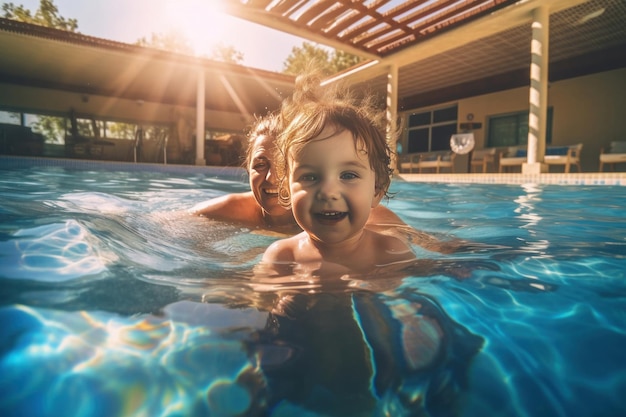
[2,156,624,186]
[397,172,626,186]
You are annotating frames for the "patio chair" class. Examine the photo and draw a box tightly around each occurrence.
[499,143,582,173]
[544,143,582,173]
[400,151,455,173]
[470,148,497,173]
[599,141,626,171]
[498,146,526,173]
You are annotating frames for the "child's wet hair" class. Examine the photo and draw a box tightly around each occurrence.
[276,73,395,207]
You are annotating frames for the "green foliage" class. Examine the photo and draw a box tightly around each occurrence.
[136,30,194,55]
[106,122,136,140]
[136,33,243,64]
[2,0,77,31]
[30,115,65,143]
[283,42,331,75]
[2,0,77,143]
[282,42,365,76]
[331,49,365,73]
[209,42,243,64]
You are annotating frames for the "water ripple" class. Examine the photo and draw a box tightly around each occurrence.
[0,220,116,282]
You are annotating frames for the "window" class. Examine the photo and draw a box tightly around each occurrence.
[25,113,65,144]
[487,108,553,147]
[0,110,21,125]
[405,105,457,153]
[1,110,66,144]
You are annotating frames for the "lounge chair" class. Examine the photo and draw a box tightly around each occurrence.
[498,146,525,173]
[470,148,497,173]
[599,141,626,171]
[400,151,456,173]
[544,143,582,173]
[499,143,582,173]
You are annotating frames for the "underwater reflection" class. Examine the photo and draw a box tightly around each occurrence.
[244,288,484,417]
[0,289,484,417]
[0,303,268,417]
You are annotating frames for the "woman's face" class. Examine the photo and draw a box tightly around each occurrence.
[248,134,284,216]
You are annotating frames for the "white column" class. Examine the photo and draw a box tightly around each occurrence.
[386,63,399,173]
[523,5,549,174]
[195,67,206,166]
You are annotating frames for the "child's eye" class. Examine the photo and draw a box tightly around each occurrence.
[298,173,317,182]
[341,172,359,180]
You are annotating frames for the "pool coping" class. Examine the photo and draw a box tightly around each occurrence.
[0,155,248,179]
[397,172,626,186]
[2,156,625,186]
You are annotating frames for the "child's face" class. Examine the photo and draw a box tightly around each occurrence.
[288,127,382,245]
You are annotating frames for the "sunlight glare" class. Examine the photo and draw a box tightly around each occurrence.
[162,0,228,56]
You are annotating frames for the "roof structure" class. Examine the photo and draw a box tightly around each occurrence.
[0,18,295,117]
[223,0,626,109]
[223,0,519,58]
[0,0,625,116]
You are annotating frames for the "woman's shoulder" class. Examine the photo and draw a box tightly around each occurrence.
[367,229,416,261]
[189,191,261,221]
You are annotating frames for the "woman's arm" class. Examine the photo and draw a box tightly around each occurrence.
[189,192,262,224]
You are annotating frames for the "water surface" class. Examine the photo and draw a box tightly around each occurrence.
[1,162,625,417]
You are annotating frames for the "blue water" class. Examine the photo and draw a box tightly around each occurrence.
[1,159,625,417]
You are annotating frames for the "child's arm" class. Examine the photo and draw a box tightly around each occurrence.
[369,205,470,254]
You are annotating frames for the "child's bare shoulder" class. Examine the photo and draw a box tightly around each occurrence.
[261,233,303,263]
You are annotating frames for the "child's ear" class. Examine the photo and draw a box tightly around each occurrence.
[371,187,384,208]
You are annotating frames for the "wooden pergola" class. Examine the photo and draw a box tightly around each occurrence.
[221,0,626,173]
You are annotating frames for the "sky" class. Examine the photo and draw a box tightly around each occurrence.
[17,0,311,72]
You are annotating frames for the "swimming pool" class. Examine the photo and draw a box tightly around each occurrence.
[1,157,625,417]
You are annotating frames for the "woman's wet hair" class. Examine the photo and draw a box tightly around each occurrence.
[243,112,282,170]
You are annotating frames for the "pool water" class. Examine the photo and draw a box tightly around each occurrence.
[1,160,625,417]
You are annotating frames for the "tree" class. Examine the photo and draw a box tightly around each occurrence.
[2,0,77,145]
[136,32,243,64]
[209,42,243,65]
[136,30,194,55]
[330,49,365,73]
[282,42,365,76]
[2,0,77,31]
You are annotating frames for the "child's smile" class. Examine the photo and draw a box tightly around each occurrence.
[288,127,381,246]
[314,210,349,224]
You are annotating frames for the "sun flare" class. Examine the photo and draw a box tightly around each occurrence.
[162,0,229,56]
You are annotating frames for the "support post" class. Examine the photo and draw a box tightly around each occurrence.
[195,68,206,166]
[386,64,399,173]
[523,5,550,174]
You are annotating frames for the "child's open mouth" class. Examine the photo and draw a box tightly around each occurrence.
[315,211,348,222]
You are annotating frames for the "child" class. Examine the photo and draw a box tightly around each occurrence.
[259,75,416,277]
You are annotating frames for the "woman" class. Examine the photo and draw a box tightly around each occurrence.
[190,113,299,233]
